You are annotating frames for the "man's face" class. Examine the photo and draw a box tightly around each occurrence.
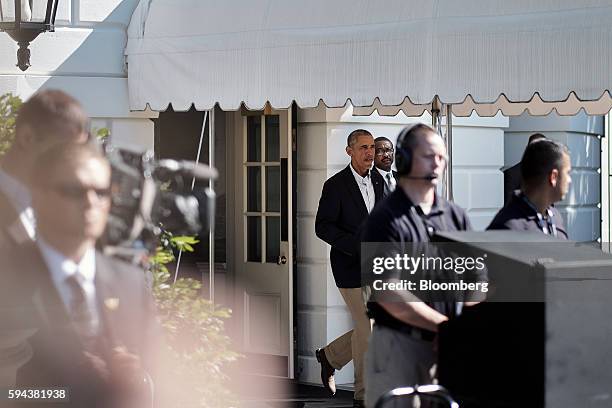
[346,134,375,176]
[374,139,394,172]
[553,152,572,201]
[33,156,111,243]
[409,131,447,185]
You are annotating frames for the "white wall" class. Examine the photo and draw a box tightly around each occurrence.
[0,0,155,150]
[602,113,611,246]
[296,105,355,386]
[506,113,603,242]
[450,114,508,229]
[295,105,508,386]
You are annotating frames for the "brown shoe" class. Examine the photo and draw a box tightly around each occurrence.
[315,348,336,396]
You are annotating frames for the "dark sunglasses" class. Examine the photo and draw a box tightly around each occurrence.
[52,185,112,201]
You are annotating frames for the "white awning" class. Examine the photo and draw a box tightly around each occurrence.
[126,0,612,116]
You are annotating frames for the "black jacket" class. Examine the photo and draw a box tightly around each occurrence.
[362,188,476,320]
[0,190,31,249]
[315,165,384,288]
[372,167,398,198]
[1,243,162,407]
[487,191,568,239]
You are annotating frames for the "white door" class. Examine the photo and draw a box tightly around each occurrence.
[233,109,294,377]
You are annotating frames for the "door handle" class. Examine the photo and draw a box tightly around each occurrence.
[277,255,287,265]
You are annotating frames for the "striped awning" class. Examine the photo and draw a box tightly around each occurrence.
[126,0,612,116]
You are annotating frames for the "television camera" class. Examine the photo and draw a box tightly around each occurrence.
[101,145,217,262]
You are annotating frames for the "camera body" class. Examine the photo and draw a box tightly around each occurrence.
[102,145,217,254]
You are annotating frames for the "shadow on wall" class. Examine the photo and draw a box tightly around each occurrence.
[33,1,142,116]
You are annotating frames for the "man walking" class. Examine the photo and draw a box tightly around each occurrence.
[314,129,384,407]
[372,136,397,196]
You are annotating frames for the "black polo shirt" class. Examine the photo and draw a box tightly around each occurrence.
[362,187,474,326]
[487,191,568,239]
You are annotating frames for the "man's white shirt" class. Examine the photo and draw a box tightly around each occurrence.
[37,238,100,333]
[0,167,35,239]
[350,163,375,213]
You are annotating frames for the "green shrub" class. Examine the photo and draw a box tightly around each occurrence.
[0,93,22,156]
[150,232,240,408]
[0,93,239,407]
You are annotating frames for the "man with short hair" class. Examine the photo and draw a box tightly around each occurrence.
[0,89,89,245]
[489,138,570,238]
[314,129,384,407]
[0,90,90,393]
[362,123,482,408]
[502,133,548,206]
[2,143,161,407]
[373,136,397,196]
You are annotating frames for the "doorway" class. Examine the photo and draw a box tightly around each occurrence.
[230,108,295,378]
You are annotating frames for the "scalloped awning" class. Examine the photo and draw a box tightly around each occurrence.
[126,0,612,116]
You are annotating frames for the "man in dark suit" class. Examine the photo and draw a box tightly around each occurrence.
[314,129,384,407]
[0,89,89,247]
[1,143,161,408]
[502,133,547,206]
[373,136,397,197]
[489,138,570,239]
[0,90,90,393]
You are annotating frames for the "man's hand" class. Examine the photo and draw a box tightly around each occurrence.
[108,347,151,407]
[81,347,151,408]
[81,351,110,382]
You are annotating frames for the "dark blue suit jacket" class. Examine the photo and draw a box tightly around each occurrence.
[372,167,397,198]
[315,165,384,288]
[1,242,162,407]
[487,191,568,239]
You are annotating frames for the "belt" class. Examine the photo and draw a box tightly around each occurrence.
[375,322,437,342]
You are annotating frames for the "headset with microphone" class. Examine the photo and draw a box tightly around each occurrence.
[394,123,443,180]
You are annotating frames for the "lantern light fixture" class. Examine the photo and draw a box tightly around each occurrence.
[0,0,60,71]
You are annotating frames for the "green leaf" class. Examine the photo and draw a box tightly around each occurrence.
[91,127,110,140]
[0,93,23,157]
[148,228,241,407]
[172,236,200,245]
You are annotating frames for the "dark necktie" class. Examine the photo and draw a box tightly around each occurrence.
[385,173,394,195]
[65,273,100,349]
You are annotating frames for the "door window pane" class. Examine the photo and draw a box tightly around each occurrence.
[265,166,280,213]
[247,167,261,212]
[266,216,280,263]
[265,115,280,161]
[247,116,261,162]
[247,216,262,262]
